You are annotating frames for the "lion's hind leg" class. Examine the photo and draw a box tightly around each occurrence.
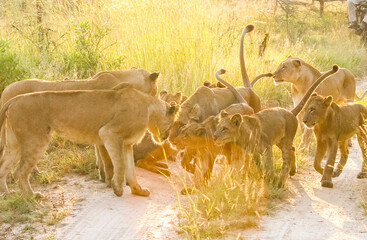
[0,128,20,194]
[13,134,51,197]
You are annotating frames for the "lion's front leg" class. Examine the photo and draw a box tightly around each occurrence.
[297,113,313,150]
[333,140,349,177]
[314,138,327,174]
[124,144,150,197]
[321,141,338,188]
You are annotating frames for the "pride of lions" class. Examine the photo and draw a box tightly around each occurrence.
[0,24,367,198]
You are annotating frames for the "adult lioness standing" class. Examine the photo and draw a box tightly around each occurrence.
[272,56,366,149]
[0,69,160,181]
[0,83,179,197]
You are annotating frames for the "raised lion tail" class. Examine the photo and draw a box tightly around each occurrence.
[291,64,339,116]
[355,90,367,101]
[250,72,273,87]
[215,69,246,104]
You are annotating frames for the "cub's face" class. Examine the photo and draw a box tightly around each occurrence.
[272,57,302,84]
[159,90,187,105]
[303,95,333,128]
[214,113,242,144]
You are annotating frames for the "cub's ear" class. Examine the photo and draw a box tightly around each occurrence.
[203,81,211,87]
[323,96,333,106]
[159,89,168,98]
[149,72,160,82]
[174,92,182,98]
[195,127,206,137]
[311,93,318,97]
[220,110,228,118]
[231,114,242,127]
[292,59,301,67]
[168,101,180,115]
[131,67,138,69]
[181,95,188,102]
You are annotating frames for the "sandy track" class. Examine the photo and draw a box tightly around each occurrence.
[56,165,181,240]
[241,138,367,240]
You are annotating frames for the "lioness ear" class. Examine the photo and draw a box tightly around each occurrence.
[220,110,228,118]
[292,59,301,67]
[323,96,333,106]
[195,127,206,136]
[159,89,168,98]
[149,72,160,82]
[168,102,180,115]
[181,95,188,102]
[231,114,242,127]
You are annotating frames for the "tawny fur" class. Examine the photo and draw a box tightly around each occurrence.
[214,66,339,187]
[0,69,160,182]
[272,56,366,149]
[0,84,179,197]
[303,94,367,188]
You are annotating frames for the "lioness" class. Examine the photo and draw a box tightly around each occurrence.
[0,69,160,181]
[302,94,367,188]
[214,65,339,187]
[0,83,179,197]
[271,56,367,149]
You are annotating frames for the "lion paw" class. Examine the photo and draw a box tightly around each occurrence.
[289,169,297,176]
[112,182,123,197]
[332,169,342,178]
[357,172,367,179]
[131,187,150,197]
[321,180,333,188]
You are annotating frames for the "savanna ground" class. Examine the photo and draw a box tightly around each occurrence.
[0,0,367,239]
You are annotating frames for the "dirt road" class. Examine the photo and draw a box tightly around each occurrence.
[56,165,182,240]
[241,138,367,240]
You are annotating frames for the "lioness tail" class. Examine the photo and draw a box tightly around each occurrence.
[215,69,246,104]
[240,25,254,88]
[250,72,273,87]
[291,65,339,116]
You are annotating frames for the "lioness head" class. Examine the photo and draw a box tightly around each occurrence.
[303,93,333,128]
[149,101,180,142]
[159,90,187,104]
[272,56,302,84]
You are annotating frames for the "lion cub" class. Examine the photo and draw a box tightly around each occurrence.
[0,83,179,197]
[214,65,339,187]
[303,94,367,188]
